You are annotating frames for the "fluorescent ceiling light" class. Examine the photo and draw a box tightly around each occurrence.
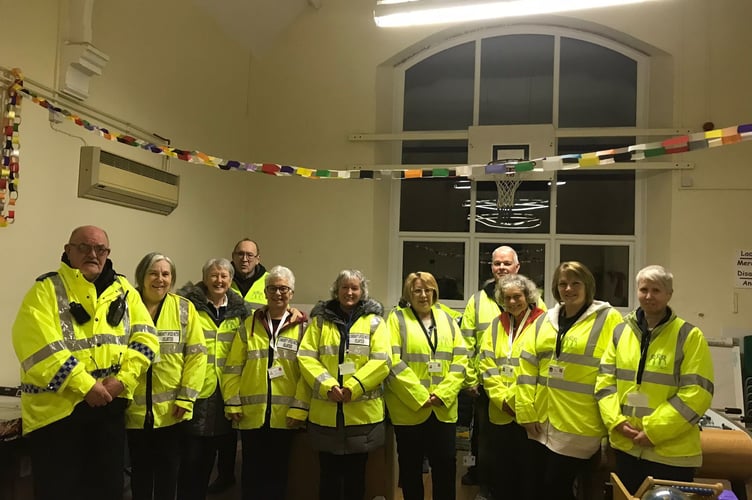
[374,0,653,28]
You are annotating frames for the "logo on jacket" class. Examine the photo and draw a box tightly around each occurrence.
[648,352,668,369]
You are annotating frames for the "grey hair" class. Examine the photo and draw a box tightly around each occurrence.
[492,245,519,265]
[266,265,295,290]
[330,269,369,301]
[134,252,176,291]
[495,274,539,307]
[202,258,234,281]
[636,265,673,293]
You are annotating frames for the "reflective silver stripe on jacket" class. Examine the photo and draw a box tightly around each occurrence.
[178,387,199,400]
[134,389,178,405]
[159,343,185,355]
[246,349,268,360]
[20,355,79,393]
[21,341,67,372]
[203,329,216,340]
[50,274,76,343]
[240,394,295,406]
[612,323,627,348]
[319,345,339,356]
[297,349,319,359]
[217,332,235,343]
[223,365,242,374]
[545,377,595,395]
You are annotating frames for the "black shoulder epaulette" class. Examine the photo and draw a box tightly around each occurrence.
[35,271,58,282]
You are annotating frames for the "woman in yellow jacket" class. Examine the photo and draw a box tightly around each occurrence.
[478,274,545,500]
[222,265,309,500]
[595,265,713,494]
[385,271,469,500]
[177,258,251,500]
[516,261,623,500]
[126,252,207,500]
[298,269,390,500]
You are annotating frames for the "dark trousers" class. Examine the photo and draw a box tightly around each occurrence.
[394,414,456,500]
[240,427,294,500]
[27,398,127,500]
[215,429,238,481]
[488,421,536,500]
[615,449,695,494]
[318,451,369,500]
[529,440,591,500]
[127,425,181,500]
[472,388,491,486]
[177,432,230,500]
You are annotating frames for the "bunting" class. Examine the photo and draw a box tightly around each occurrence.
[1,68,22,226]
[3,74,752,227]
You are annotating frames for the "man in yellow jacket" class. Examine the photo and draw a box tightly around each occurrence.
[12,225,158,500]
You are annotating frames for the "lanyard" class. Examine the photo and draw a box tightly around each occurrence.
[266,310,289,353]
[414,308,437,354]
[506,308,531,357]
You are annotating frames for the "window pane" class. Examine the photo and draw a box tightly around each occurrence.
[560,244,629,307]
[559,37,637,127]
[474,180,550,233]
[403,42,475,131]
[400,178,470,232]
[480,34,554,125]
[556,138,635,236]
[478,243,546,294]
[402,140,468,165]
[402,241,465,300]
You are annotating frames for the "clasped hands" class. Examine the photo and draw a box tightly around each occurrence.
[84,377,124,407]
[421,394,445,408]
[327,386,352,403]
[615,421,653,447]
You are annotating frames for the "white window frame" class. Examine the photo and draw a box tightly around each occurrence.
[388,25,651,314]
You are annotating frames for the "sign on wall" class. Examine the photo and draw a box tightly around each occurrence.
[734,249,752,288]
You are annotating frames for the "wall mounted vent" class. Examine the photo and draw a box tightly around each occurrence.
[78,146,179,215]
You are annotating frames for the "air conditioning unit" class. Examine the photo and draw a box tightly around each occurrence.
[78,146,179,215]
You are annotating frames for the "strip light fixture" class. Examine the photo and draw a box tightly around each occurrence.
[374,0,654,27]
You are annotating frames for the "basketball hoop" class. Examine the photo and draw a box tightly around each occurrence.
[495,173,522,211]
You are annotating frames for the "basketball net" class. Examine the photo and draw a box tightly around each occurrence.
[495,173,522,214]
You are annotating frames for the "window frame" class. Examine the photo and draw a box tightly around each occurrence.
[388,25,650,314]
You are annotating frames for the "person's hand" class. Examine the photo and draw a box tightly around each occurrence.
[289,307,304,322]
[522,422,542,436]
[463,385,480,398]
[421,397,433,408]
[429,394,444,407]
[633,430,653,447]
[341,387,352,403]
[328,386,345,402]
[102,377,125,399]
[84,381,113,407]
[226,413,242,423]
[286,417,305,429]
[172,405,187,420]
[615,421,639,439]
[502,401,516,417]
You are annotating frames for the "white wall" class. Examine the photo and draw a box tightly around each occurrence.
[2,0,752,386]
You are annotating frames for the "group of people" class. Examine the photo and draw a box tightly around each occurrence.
[11,226,714,500]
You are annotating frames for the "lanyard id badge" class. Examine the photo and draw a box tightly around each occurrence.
[501,364,515,378]
[267,365,284,379]
[339,362,356,375]
[548,364,565,379]
[158,329,180,343]
[627,390,649,408]
[428,361,442,373]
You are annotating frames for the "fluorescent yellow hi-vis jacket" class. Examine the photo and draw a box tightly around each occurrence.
[126,293,207,429]
[478,306,545,425]
[461,281,546,386]
[385,305,469,425]
[298,299,390,427]
[595,308,714,467]
[180,284,251,399]
[516,301,622,459]
[222,307,310,429]
[231,267,269,310]
[12,262,158,435]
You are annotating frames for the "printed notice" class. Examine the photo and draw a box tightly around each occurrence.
[735,249,752,288]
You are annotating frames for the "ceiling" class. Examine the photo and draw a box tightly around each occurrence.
[191,0,323,58]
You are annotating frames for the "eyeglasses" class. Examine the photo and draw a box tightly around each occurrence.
[266,285,291,295]
[411,288,434,296]
[68,243,110,257]
[557,280,583,289]
[233,252,258,260]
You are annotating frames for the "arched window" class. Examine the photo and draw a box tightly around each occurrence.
[391,27,648,310]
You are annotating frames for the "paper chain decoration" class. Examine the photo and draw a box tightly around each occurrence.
[1,68,21,226]
[2,70,752,227]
